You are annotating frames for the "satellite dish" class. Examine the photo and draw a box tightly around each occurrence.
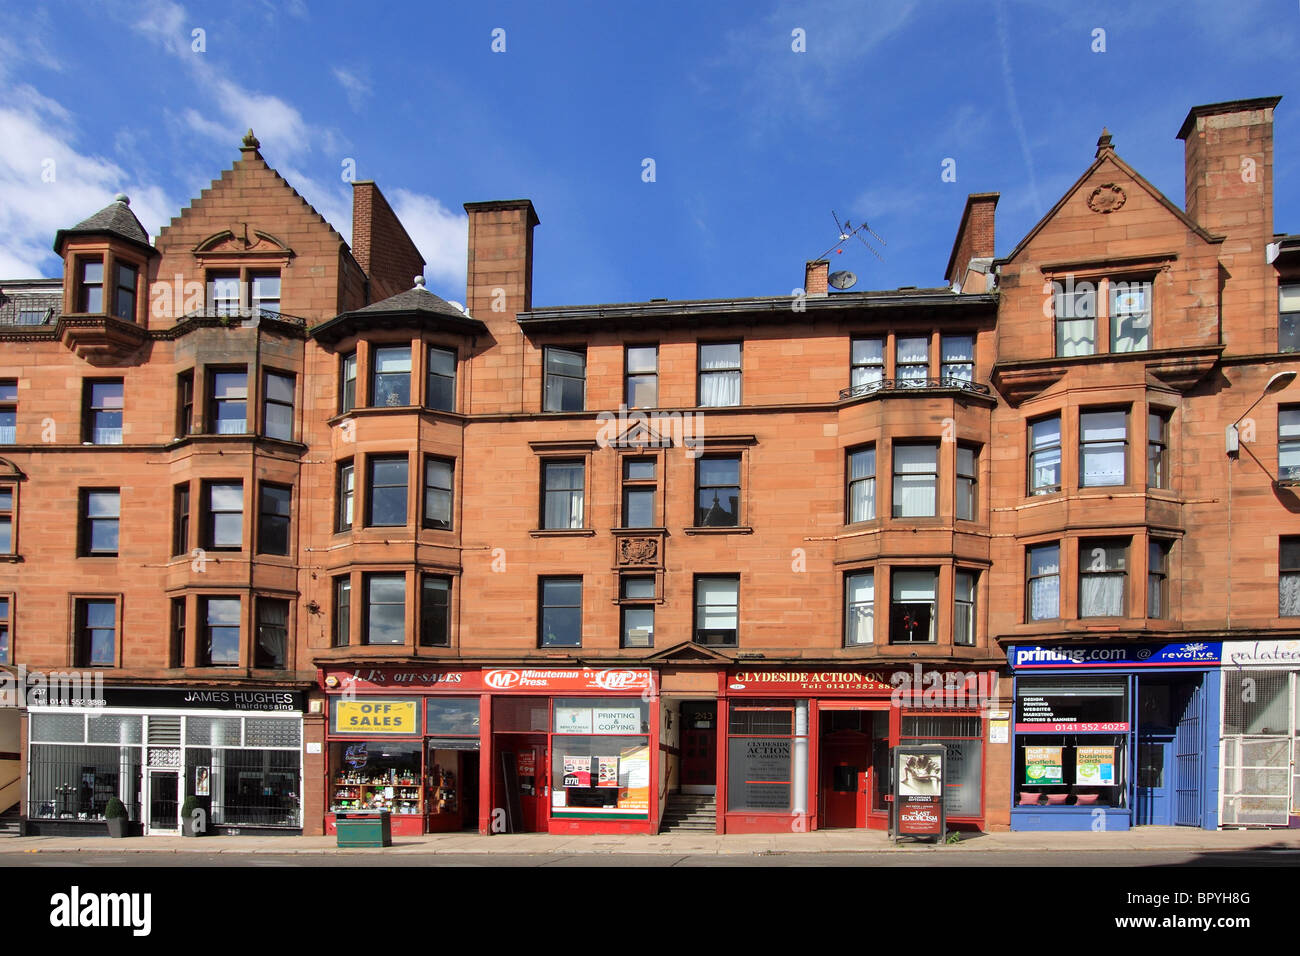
[829,270,858,291]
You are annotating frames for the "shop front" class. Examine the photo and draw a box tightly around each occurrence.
[320,665,658,836]
[1219,639,1300,828]
[1008,642,1222,831]
[719,667,995,834]
[24,685,305,836]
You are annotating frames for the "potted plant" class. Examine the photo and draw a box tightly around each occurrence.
[104,798,129,839]
[180,796,205,837]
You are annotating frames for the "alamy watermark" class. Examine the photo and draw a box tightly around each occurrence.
[0,666,106,708]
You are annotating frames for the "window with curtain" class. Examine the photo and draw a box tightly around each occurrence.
[890,570,937,643]
[896,336,930,385]
[0,379,16,444]
[1029,416,1062,495]
[543,347,586,411]
[1281,538,1300,617]
[695,575,739,645]
[956,445,977,520]
[423,457,453,530]
[850,337,884,391]
[542,460,584,529]
[1280,408,1300,482]
[1080,539,1127,617]
[1110,279,1152,352]
[845,571,874,646]
[333,576,351,647]
[699,342,741,406]
[1054,282,1096,356]
[1148,540,1170,619]
[255,598,289,669]
[84,380,124,444]
[1281,283,1300,353]
[75,599,117,666]
[625,345,658,408]
[1027,544,1060,621]
[206,272,240,315]
[1147,410,1171,488]
[954,571,976,645]
[892,443,937,517]
[941,335,974,383]
[1080,410,1127,487]
[847,447,875,522]
[209,369,247,434]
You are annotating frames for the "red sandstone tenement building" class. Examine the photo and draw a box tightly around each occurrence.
[0,99,1297,839]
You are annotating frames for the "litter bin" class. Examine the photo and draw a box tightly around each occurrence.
[335,809,392,848]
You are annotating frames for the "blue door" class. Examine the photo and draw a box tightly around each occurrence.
[1135,735,1174,825]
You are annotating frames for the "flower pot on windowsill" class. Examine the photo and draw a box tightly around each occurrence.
[104,798,129,838]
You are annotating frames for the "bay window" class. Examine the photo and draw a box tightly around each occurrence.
[847,446,876,522]
[845,571,874,646]
[371,346,411,407]
[1027,543,1061,621]
[889,569,937,643]
[850,337,884,391]
[892,443,937,518]
[1080,409,1127,487]
[941,334,974,383]
[1029,415,1062,495]
[896,336,929,385]
[1080,539,1127,618]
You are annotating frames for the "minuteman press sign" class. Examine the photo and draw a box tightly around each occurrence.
[481,668,653,693]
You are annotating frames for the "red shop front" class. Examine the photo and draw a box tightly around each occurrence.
[320,665,658,836]
[718,667,993,834]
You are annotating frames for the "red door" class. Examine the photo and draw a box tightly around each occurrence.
[822,737,869,828]
[498,736,549,832]
[681,703,717,791]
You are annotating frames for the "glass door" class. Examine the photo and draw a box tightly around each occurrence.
[145,770,180,835]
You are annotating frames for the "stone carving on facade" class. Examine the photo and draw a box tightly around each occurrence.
[1086,183,1127,214]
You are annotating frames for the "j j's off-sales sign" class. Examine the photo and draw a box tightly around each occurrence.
[331,698,420,735]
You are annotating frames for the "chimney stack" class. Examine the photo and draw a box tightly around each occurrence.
[804,260,829,297]
[464,199,540,414]
[352,181,426,303]
[944,193,998,292]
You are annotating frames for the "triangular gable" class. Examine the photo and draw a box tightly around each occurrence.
[606,416,675,451]
[644,641,731,663]
[996,146,1222,268]
[155,146,346,253]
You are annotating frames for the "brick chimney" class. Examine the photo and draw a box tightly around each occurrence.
[804,260,829,297]
[944,193,998,292]
[464,199,540,414]
[351,181,426,303]
[1178,97,1282,350]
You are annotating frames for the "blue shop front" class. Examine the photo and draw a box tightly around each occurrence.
[1007,642,1221,831]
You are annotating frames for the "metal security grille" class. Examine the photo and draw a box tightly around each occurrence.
[1174,680,1203,826]
[146,715,182,768]
[1222,670,1293,827]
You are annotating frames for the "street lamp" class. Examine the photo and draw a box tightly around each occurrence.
[1225,370,1297,454]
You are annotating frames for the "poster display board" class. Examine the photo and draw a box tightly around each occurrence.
[1024,746,1064,785]
[891,744,947,843]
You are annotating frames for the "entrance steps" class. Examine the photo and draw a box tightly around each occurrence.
[661,793,717,832]
[0,808,21,837]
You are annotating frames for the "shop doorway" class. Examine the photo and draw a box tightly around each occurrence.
[145,769,180,835]
[495,735,548,833]
[460,752,479,830]
[819,708,889,829]
[1137,674,1207,827]
[680,701,717,794]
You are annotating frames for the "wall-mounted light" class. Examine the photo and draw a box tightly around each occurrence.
[1226,370,1296,455]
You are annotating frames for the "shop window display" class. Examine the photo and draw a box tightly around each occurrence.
[1014,676,1129,808]
[726,701,808,813]
[901,715,983,817]
[330,741,423,815]
[550,698,650,820]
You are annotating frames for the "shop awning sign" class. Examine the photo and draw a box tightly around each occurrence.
[332,699,420,735]
[1010,642,1221,670]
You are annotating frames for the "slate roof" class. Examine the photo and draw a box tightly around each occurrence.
[310,280,487,344]
[53,196,157,256]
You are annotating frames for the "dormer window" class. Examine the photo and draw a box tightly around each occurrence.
[251,273,281,314]
[1109,279,1151,352]
[207,272,241,316]
[78,259,104,313]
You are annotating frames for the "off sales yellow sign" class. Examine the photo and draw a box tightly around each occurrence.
[333,699,419,735]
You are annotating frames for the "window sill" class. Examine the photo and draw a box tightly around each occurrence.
[0,554,22,563]
[683,526,753,535]
[530,528,596,538]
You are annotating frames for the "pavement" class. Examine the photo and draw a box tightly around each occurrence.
[2,826,1299,855]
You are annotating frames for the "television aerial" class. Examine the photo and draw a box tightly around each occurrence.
[814,210,887,267]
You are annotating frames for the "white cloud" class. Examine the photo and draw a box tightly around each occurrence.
[389,189,469,292]
[0,85,176,278]
[333,67,372,112]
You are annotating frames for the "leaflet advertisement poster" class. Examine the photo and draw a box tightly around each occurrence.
[1075,746,1115,786]
[1024,746,1064,785]
[597,756,620,788]
[618,745,651,811]
[563,755,591,788]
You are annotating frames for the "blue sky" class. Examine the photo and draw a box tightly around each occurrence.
[0,0,1296,308]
